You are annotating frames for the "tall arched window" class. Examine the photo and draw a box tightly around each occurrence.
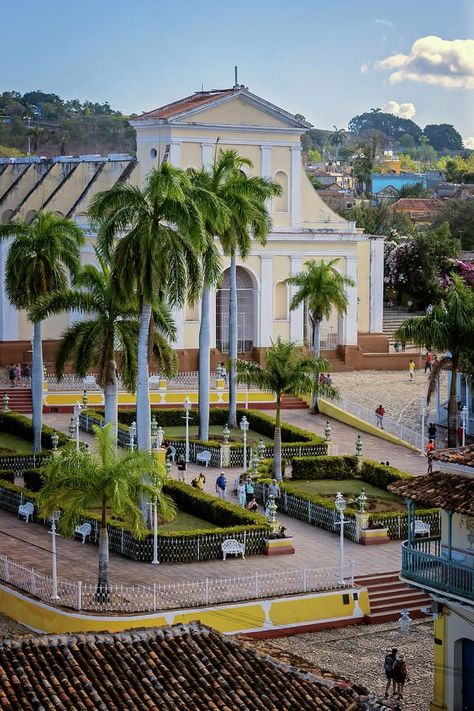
[274,281,288,320]
[273,171,289,212]
[216,267,257,353]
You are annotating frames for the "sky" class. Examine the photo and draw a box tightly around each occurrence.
[1,0,473,141]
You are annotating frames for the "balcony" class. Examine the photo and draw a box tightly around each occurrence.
[401,538,474,603]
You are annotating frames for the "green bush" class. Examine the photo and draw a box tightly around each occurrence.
[0,469,15,483]
[291,455,358,480]
[0,478,38,499]
[361,460,412,488]
[258,477,353,512]
[23,468,44,492]
[0,412,68,450]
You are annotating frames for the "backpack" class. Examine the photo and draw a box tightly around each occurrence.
[384,654,394,674]
[191,478,198,488]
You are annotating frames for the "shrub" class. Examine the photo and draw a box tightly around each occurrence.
[361,460,412,488]
[0,470,15,483]
[291,455,358,480]
[23,468,44,492]
[0,412,68,450]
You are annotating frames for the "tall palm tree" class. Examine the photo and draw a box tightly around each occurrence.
[396,277,474,447]
[37,423,176,600]
[286,258,355,413]
[29,253,178,441]
[215,150,281,427]
[236,339,337,480]
[89,163,204,452]
[329,126,346,159]
[0,211,84,451]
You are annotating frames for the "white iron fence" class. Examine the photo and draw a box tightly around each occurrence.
[0,555,355,613]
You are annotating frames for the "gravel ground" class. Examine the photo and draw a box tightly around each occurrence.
[0,612,30,639]
[255,619,434,710]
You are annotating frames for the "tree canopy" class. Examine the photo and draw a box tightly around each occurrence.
[348,111,422,142]
[423,124,463,152]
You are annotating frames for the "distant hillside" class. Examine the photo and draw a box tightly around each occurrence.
[0,90,136,157]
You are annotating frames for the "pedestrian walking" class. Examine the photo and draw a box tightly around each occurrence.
[177,456,187,482]
[267,478,281,501]
[392,653,409,701]
[424,352,432,374]
[408,359,416,381]
[14,363,22,386]
[245,476,255,503]
[215,472,227,499]
[375,404,385,429]
[428,422,437,444]
[384,647,398,699]
[237,476,246,507]
[22,364,31,386]
[8,364,15,387]
[425,439,435,455]
[427,451,434,474]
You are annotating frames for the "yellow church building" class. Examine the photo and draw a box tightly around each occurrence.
[0,85,386,370]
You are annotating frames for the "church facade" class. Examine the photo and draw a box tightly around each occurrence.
[0,86,386,370]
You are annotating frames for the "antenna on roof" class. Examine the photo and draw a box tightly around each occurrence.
[234,66,238,89]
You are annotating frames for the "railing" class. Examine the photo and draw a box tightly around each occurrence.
[324,396,422,450]
[0,554,355,613]
[401,538,474,602]
[45,371,223,391]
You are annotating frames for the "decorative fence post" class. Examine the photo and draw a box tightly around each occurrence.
[153,582,157,612]
[77,581,82,611]
[205,577,209,606]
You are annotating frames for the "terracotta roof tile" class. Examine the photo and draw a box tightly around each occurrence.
[0,624,366,710]
[134,89,240,121]
[392,198,438,212]
[433,445,474,468]
[388,471,474,515]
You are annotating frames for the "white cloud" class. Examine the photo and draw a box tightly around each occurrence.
[376,35,474,89]
[375,19,394,27]
[464,136,474,150]
[360,62,370,75]
[382,100,416,119]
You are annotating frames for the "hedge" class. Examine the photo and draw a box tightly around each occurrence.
[0,412,68,450]
[292,455,358,480]
[22,468,44,492]
[0,470,15,483]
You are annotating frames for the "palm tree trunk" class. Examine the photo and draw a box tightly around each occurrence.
[273,395,282,481]
[104,375,118,444]
[137,301,152,452]
[198,287,210,441]
[96,498,109,602]
[32,320,43,453]
[311,316,321,415]
[447,357,459,448]
[228,253,238,427]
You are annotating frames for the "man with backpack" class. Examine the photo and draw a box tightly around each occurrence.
[384,647,398,699]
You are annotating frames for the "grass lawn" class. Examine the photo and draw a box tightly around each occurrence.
[0,432,32,455]
[158,510,218,532]
[162,425,274,446]
[290,479,406,513]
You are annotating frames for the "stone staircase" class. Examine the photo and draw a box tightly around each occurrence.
[356,571,432,625]
[280,395,308,410]
[383,309,423,344]
[0,388,32,414]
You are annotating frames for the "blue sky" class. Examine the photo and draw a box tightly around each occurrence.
[1,0,473,138]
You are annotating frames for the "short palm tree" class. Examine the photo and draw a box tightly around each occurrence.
[89,163,203,452]
[236,339,337,480]
[396,277,474,447]
[37,423,176,600]
[286,258,355,413]
[216,150,281,427]
[0,211,84,451]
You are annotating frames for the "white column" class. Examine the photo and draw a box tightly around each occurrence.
[0,239,19,340]
[261,146,272,178]
[172,306,185,348]
[370,239,384,333]
[290,146,301,227]
[289,255,303,342]
[209,286,217,349]
[202,143,213,169]
[340,255,358,345]
[168,142,181,167]
[259,256,273,347]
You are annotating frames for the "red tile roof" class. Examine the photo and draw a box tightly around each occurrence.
[388,471,474,515]
[392,198,438,213]
[134,89,240,121]
[433,445,474,468]
[0,623,366,710]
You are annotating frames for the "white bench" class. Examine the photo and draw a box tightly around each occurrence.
[196,450,211,467]
[414,520,431,537]
[148,375,160,387]
[221,539,245,561]
[74,522,92,543]
[83,375,96,388]
[18,501,34,523]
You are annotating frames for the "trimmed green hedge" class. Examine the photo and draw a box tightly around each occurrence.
[258,477,352,512]
[360,459,412,488]
[0,412,68,450]
[292,455,358,480]
[0,470,15,483]
[23,468,44,492]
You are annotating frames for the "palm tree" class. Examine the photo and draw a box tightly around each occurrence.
[29,253,178,441]
[329,126,346,159]
[89,163,203,452]
[0,211,84,451]
[37,423,176,600]
[396,277,474,447]
[215,150,281,427]
[286,258,355,413]
[236,339,337,480]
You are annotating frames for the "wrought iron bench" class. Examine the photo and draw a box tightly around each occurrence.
[221,538,245,561]
[74,522,92,544]
[414,520,431,537]
[196,450,211,467]
[18,501,34,523]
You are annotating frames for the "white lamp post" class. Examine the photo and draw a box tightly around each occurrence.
[240,416,249,470]
[50,510,60,600]
[183,397,192,463]
[420,403,427,456]
[335,491,347,586]
[461,405,468,447]
[73,401,82,452]
[128,421,137,451]
[149,499,159,565]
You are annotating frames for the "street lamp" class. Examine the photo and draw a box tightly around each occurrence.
[51,432,59,451]
[82,389,88,409]
[73,401,82,452]
[355,434,363,458]
[222,423,230,444]
[49,510,60,600]
[461,405,468,447]
[420,402,427,456]
[335,491,347,586]
[240,416,249,469]
[183,397,192,463]
[128,421,137,451]
[151,416,158,449]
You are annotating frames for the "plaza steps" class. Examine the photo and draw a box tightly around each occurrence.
[0,388,32,414]
[280,395,308,410]
[320,349,350,372]
[355,571,432,625]
[383,309,423,342]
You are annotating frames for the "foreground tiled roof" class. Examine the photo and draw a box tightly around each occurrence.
[134,89,239,121]
[433,445,474,468]
[0,623,365,710]
[388,472,474,515]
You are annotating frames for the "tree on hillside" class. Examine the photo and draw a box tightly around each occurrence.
[348,111,422,142]
[423,124,463,152]
[0,212,83,451]
[338,202,416,237]
[432,199,474,250]
[329,126,346,159]
[397,182,431,199]
[352,138,377,195]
